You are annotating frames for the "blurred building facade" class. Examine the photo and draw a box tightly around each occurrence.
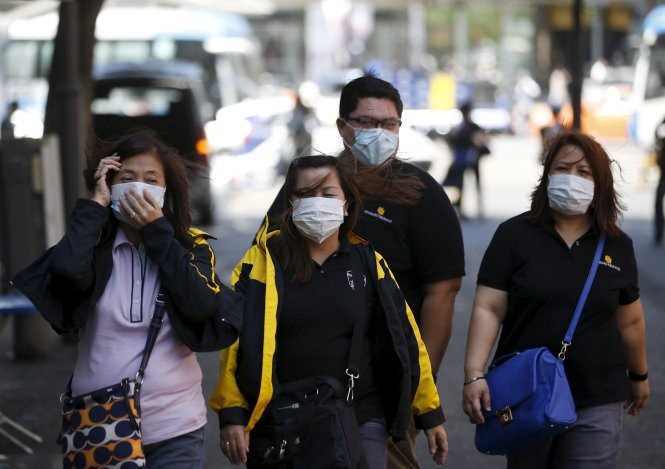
[0,0,661,112]
[248,1,657,104]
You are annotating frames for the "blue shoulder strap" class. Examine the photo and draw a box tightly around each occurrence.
[560,233,606,356]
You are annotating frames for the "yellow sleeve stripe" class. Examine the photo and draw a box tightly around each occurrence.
[188,228,221,294]
[407,299,441,414]
[376,254,440,414]
[246,224,278,431]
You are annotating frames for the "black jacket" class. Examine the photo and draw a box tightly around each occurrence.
[11,198,242,352]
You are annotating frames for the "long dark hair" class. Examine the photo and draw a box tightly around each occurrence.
[529,130,625,237]
[338,148,424,205]
[273,149,429,281]
[272,154,360,283]
[84,127,192,243]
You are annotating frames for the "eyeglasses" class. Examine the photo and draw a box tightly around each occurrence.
[346,117,402,132]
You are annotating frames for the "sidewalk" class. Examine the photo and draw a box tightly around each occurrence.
[0,324,73,469]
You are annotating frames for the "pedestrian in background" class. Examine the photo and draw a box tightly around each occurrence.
[547,62,571,110]
[462,130,649,468]
[540,104,566,148]
[262,73,465,469]
[654,117,665,245]
[11,128,242,468]
[276,88,320,176]
[442,101,490,219]
[288,92,318,155]
[210,154,448,468]
[1,100,18,139]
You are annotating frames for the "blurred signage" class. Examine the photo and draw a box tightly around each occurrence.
[391,68,429,109]
[429,72,456,110]
[606,6,631,31]
[549,5,590,30]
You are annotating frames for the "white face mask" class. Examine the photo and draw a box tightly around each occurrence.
[344,126,399,166]
[292,197,345,244]
[547,173,595,215]
[111,181,166,225]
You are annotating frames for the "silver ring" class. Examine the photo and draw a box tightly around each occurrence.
[225,441,230,446]
[130,211,136,218]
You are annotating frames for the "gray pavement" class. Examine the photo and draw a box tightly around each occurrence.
[1,135,663,468]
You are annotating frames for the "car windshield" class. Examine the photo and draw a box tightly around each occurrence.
[91,86,184,117]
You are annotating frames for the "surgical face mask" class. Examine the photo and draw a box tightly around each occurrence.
[343,126,399,166]
[111,181,166,225]
[292,197,345,244]
[547,173,595,216]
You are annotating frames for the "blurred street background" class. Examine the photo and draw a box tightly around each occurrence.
[1,0,664,467]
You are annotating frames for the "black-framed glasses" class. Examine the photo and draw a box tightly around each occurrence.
[346,117,402,132]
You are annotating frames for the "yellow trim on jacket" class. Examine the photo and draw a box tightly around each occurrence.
[209,217,442,433]
[372,250,440,416]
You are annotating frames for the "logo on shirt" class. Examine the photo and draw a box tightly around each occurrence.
[364,206,393,224]
[599,254,621,272]
[346,271,367,290]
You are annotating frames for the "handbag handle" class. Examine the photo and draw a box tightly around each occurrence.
[62,287,167,399]
[558,233,606,359]
[487,351,520,370]
[135,289,167,386]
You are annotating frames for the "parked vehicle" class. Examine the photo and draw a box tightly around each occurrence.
[91,60,214,225]
[0,5,263,128]
[206,96,292,192]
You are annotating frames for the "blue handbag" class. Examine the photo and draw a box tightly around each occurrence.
[475,234,606,455]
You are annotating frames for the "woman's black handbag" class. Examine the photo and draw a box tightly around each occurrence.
[248,376,365,468]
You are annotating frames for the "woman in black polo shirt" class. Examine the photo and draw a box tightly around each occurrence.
[210,154,448,468]
[462,131,649,468]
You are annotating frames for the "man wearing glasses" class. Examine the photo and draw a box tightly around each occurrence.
[336,74,465,469]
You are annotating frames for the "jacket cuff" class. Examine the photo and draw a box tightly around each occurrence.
[218,407,250,429]
[414,407,445,430]
[220,287,243,335]
[74,198,112,226]
[140,217,174,253]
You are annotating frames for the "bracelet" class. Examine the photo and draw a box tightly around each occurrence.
[627,370,648,381]
[463,376,486,386]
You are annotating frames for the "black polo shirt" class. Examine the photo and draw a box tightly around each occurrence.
[355,160,465,320]
[275,238,383,424]
[478,212,639,408]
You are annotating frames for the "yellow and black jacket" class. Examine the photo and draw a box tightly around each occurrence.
[209,220,444,440]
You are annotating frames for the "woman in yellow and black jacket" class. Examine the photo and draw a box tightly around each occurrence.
[210,154,447,468]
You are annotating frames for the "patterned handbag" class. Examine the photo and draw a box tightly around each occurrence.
[58,291,166,469]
